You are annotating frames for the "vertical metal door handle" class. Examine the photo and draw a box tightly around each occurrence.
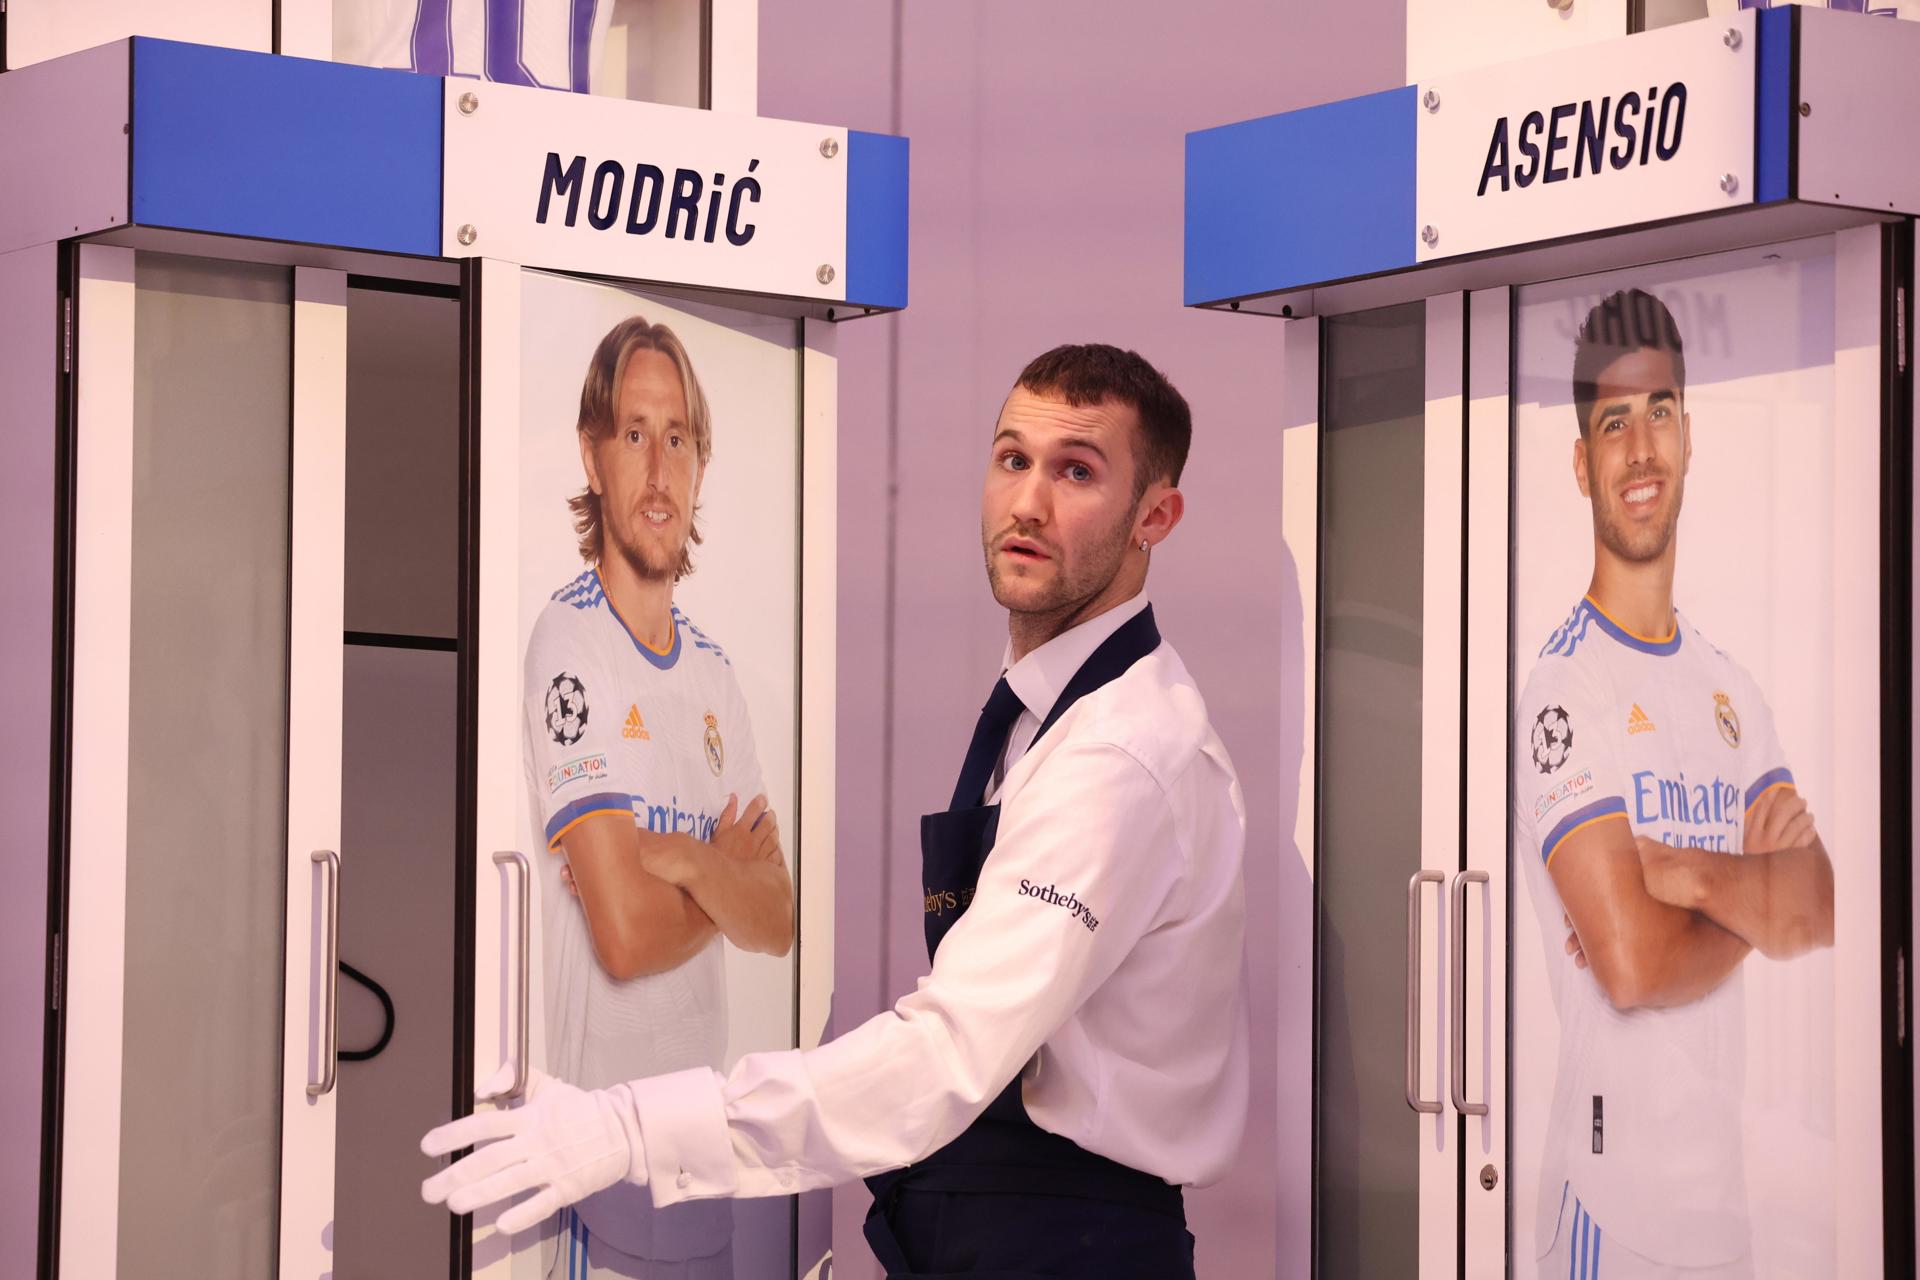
[480,851,531,1103]
[307,849,340,1098]
[1405,869,1445,1114]
[1450,869,1490,1117]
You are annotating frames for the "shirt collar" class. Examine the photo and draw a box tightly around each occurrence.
[1000,594,1151,723]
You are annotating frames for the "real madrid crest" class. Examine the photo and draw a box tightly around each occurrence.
[703,711,725,776]
[1712,690,1741,748]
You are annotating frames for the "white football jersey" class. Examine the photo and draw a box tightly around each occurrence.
[1514,597,1793,1268]
[334,0,614,93]
[521,566,766,1262]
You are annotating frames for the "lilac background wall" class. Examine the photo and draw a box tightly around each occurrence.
[761,6,1403,1275]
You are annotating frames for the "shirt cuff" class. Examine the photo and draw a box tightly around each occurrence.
[631,1067,737,1205]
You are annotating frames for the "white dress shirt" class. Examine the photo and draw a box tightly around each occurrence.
[987,594,1149,805]
[620,597,1252,1202]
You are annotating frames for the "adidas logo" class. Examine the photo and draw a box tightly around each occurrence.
[1627,704,1656,735]
[622,704,651,741]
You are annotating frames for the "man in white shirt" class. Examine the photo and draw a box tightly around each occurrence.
[523,314,795,1278]
[424,343,1250,1278]
[1514,289,1834,1280]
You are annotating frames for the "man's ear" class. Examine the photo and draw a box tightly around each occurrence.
[1572,435,1591,499]
[579,431,603,496]
[1136,484,1185,550]
[1681,410,1692,476]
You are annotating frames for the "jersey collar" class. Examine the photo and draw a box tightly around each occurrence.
[596,566,682,669]
[1583,594,1682,657]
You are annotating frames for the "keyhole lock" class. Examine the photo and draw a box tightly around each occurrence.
[1480,1164,1499,1191]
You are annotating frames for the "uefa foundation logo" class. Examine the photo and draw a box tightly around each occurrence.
[546,673,591,746]
[1531,705,1574,774]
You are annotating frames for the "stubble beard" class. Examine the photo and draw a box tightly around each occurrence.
[1592,470,1683,565]
[610,507,684,585]
[984,505,1135,626]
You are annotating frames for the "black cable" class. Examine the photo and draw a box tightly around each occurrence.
[339,960,395,1062]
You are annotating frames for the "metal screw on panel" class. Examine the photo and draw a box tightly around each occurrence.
[816,264,837,285]
[1799,102,1812,117]
[819,137,840,159]
[1724,27,1742,50]
[458,91,480,115]
[1422,89,1441,113]
[1719,173,1740,196]
[457,224,478,246]
[1480,1164,1499,1191]
[1421,224,1439,248]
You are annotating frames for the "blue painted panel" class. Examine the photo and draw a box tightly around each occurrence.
[131,39,442,256]
[1755,5,1793,203]
[845,130,909,311]
[1185,86,1416,307]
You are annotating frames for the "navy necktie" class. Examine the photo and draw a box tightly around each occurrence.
[949,677,1026,811]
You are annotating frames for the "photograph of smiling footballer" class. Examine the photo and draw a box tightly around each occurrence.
[1506,240,1883,1279]
[513,270,804,1279]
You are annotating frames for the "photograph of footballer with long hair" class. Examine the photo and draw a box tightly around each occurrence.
[512,273,806,1279]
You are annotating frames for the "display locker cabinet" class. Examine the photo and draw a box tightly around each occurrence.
[0,28,907,1280]
[1189,8,1916,1276]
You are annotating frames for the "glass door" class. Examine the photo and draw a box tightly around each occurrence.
[55,245,347,1277]
[461,261,833,1279]
[1308,287,1513,1280]
[1309,231,1913,1279]
[1311,297,1458,1279]
[1504,229,1902,1280]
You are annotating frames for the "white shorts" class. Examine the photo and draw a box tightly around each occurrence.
[550,1208,736,1280]
[1538,1188,1751,1280]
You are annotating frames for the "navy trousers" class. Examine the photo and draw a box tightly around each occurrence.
[862,1185,1196,1280]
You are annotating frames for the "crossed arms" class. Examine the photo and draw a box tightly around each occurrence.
[1555,785,1834,1010]
[559,794,794,981]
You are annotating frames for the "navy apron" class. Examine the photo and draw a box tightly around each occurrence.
[861,606,1195,1280]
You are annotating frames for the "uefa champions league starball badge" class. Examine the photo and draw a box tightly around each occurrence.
[546,673,590,746]
[1531,705,1573,774]
[704,711,725,776]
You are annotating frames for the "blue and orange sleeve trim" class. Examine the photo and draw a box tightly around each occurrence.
[1543,796,1629,867]
[1744,767,1796,816]
[545,791,632,850]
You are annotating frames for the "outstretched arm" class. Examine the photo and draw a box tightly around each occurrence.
[424,739,1200,1228]
[1636,787,1834,960]
[1551,814,1750,1010]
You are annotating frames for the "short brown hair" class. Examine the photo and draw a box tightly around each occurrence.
[1014,344,1192,497]
[1572,288,1687,438]
[569,316,712,578]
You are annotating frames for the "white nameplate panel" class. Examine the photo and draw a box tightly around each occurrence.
[1415,11,1756,263]
[442,79,849,301]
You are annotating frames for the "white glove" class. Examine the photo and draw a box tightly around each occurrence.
[420,1065,647,1235]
